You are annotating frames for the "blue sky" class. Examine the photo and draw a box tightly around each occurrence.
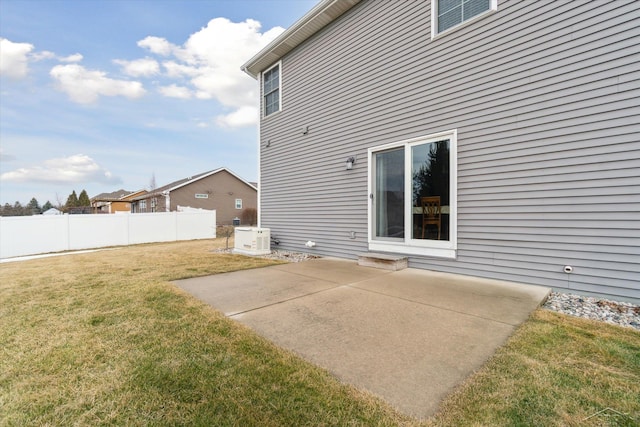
[0,0,318,206]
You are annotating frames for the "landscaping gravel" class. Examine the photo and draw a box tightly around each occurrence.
[214,248,320,262]
[543,291,640,331]
[259,250,321,262]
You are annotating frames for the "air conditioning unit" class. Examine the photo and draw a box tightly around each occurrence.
[233,227,271,256]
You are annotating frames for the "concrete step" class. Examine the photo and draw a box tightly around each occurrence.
[358,252,408,271]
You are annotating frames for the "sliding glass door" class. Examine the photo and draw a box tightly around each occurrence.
[369,131,457,258]
[373,147,404,239]
[411,139,450,241]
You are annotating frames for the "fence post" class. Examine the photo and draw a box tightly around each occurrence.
[66,214,71,251]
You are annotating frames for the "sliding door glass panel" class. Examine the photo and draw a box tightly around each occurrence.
[374,148,405,239]
[411,140,450,241]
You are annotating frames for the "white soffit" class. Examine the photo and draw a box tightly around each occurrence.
[241,0,361,78]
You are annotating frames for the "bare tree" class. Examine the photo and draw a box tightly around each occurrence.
[241,208,257,226]
[54,193,65,210]
[218,226,234,250]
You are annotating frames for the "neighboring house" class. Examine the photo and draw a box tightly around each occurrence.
[42,207,62,215]
[91,189,147,214]
[130,168,257,225]
[242,0,640,301]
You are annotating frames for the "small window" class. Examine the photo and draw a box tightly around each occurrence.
[140,200,147,212]
[235,199,242,209]
[150,198,157,213]
[432,0,496,37]
[262,62,281,116]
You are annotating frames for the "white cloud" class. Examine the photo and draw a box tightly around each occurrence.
[114,57,160,77]
[0,154,122,185]
[138,36,175,56]
[3,18,283,126]
[158,84,192,99]
[0,39,83,81]
[50,64,146,104]
[215,106,258,128]
[140,18,284,128]
[162,60,199,78]
[0,38,34,79]
[31,51,56,61]
[60,53,83,63]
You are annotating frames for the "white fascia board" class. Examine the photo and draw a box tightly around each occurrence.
[219,167,259,191]
[241,0,361,78]
[167,167,257,194]
[164,168,225,193]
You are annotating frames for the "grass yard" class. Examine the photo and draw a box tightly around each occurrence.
[429,310,640,426]
[1,239,639,426]
[0,240,408,426]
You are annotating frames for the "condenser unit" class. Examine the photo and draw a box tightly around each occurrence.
[233,227,271,256]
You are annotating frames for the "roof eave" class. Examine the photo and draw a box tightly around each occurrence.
[241,0,361,79]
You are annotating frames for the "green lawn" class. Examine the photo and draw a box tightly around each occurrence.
[428,309,640,426]
[1,239,638,426]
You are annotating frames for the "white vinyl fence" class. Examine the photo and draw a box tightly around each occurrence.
[0,211,216,259]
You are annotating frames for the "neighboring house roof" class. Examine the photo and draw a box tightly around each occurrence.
[42,207,62,215]
[241,0,361,78]
[91,189,145,202]
[120,189,147,201]
[130,168,257,201]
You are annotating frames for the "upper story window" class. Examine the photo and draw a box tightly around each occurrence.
[262,62,281,117]
[432,0,497,37]
[235,199,243,209]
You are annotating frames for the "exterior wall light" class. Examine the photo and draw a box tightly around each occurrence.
[346,156,356,170]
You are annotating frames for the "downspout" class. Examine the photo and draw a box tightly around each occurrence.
[256,71,262,228]
[242,65,262,227]
[163,191,170,212]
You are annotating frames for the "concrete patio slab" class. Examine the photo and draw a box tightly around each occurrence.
[176,259,391,316]
[354,268,549,326]
[175,267,334,316]
[270,258,394,284]
[174,258,550,420]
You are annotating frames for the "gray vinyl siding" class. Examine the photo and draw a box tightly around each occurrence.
[259,0,640,301]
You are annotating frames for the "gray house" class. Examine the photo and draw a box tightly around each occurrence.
[243,0,639,301]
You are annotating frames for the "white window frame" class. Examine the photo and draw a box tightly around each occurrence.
[235,199,243,209]
[367,130,458,259]
[262,61,282,118]
[431,0,498,40]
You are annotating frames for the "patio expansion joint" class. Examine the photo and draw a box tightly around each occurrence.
[270,265,394,285]
[226,267,395,318]
[226,269,396,318]
[346,283,522,327]
[227,283,344,318]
